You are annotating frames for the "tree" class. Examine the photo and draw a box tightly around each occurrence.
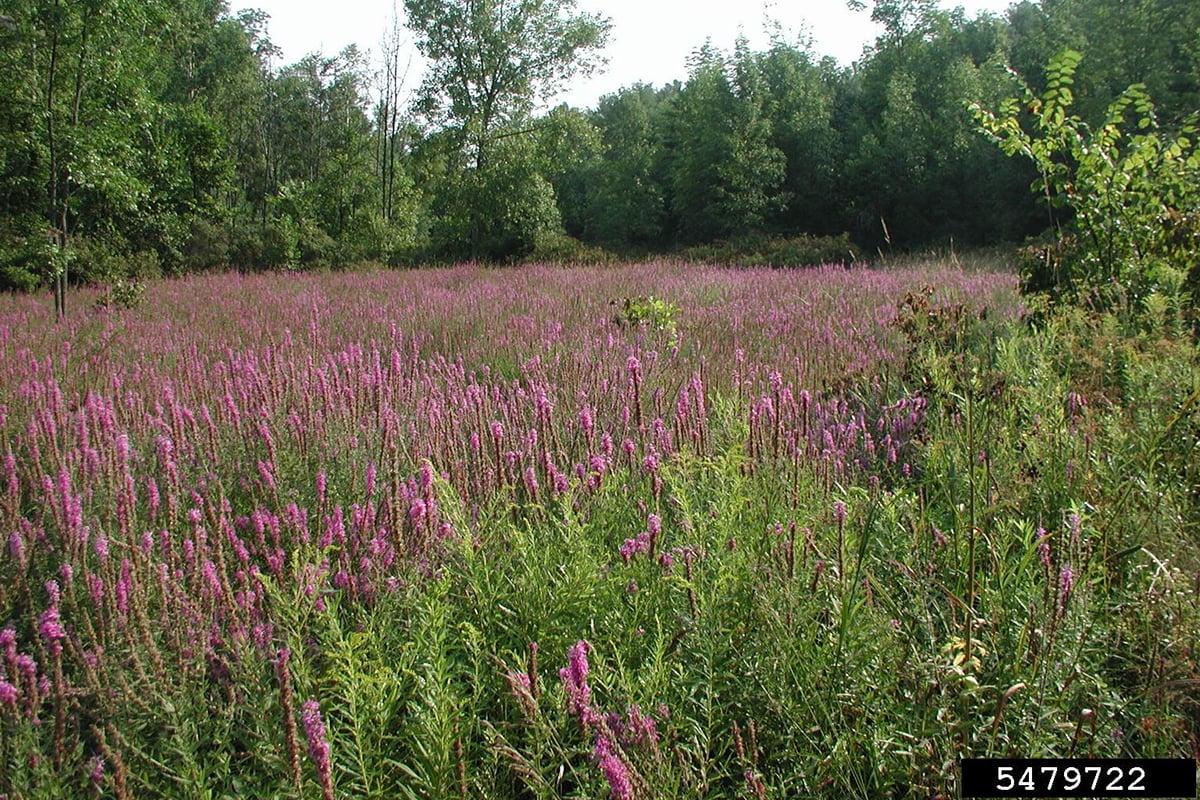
[585,84,669,248]
[375,4,413,226]
[0,0,185,315]
[848,0,941,46]
[756,40,841,235]
[667,41,786,244]
[404,0,610,257]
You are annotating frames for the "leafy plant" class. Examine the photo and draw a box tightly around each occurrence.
[973,49,1200,326]
[679,232,859,268]
[610,295,680,343]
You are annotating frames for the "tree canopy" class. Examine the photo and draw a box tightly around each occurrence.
[1,0,1197,300]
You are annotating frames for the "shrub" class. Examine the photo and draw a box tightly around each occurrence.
[974,49,1200,328]
[678,232,859,267]
[93,277,147,310]
[526,230,616,265]
[0,230,50,292]
[183,218,233,273]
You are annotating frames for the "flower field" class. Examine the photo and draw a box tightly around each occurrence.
[1,262,1196,798]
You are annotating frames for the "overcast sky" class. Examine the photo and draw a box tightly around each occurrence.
[239,0,1017,109]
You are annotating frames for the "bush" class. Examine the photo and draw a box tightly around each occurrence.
[0,232,50,292]
[678,232,860,267]
[525,230,616,265]
[93,277,147,311]
[183,218,233,273]
[975,49,1200,328]
[228,222,268,271]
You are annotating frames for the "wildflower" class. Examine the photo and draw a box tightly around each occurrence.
[1037,528,1051,568]
[87,574,104,605]
[7,532,23,567]
[619,539,637,563]
[620,704,659,748]
[560,640,593,720]
[257,460,277,493]
[38,607,65,651]
[88,755,105,785]
[833,500,847,527]
[0,679,17,708]
[506,669,537,718]
[593,735,634,800]
[301,700,335,800]
[0,627,17,662]
[1058,565,1075,615]
[931,526,948,547]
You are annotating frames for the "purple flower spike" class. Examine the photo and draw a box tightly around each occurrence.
[594,735,634,800]
[1058,565,1075,615]
[0,679,18,708]
[559,640,593,719]
[301,700,335,800]
[38,607,66,647]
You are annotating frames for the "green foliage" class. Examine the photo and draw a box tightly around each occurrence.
[679,232,859,267]
[610,294,680,337]
[526,229,616,265]
[405,0,610,259]
[93,278,148,311]
[579,86,669,249]
[0,0,1195,302]
[0,223,53,292]
[430,133,563,262]
[668,42,788,243]
[182,218,233,273]
[975,49,1200,324]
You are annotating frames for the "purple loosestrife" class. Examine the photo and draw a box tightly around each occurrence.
[276,649,303,795]
[39,608,66,653]
[301,699,335,800]
[560,640,596,724]
[8,530,25,570]
[0,678,17,710]
[1058,565,1075,616]
[617,704,659,749]
[1037,528,1052,568]
[593,735,634,800]
[88,755,105,787]
[505,668,537,718]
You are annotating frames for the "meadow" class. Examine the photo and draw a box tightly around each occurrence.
[0,261,1196,798]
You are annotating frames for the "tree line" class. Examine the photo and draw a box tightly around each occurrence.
[1,0,1197,299]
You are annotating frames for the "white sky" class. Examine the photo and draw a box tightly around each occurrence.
[239,0,1017,109]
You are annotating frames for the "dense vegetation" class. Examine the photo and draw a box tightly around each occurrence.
[2,0,1198,292]
[1,259,1198,798]
[1,0,1198,797]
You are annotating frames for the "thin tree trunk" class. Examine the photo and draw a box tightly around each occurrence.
[45,0,63,319]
